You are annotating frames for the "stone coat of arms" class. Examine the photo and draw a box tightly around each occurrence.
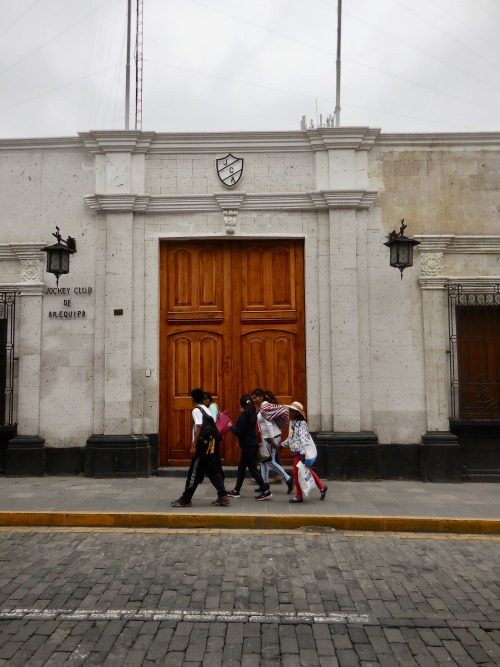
[216,154,244,188]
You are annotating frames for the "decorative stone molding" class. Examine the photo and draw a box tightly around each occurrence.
[223,210,238,235]
[0,243,46,260]
[79,128,381,155]
[84,190,379,213]
[416,235,500,290]
[148,131,312,154]
[447,277,500,289]
[79,131,155,154]
[20,258,44,283]
[420,251,444,277]
[306,127,381,152]
[84,194,146,211]
[375,133,500,148]
[446,236,500,254]
[320,190,378,210]
[0,244,46,289]
[214,193,245,211]
[2,130,499,155]
[0,137,82,152]
[415,234,500,254]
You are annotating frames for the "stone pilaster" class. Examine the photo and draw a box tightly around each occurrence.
[417,239,451,432]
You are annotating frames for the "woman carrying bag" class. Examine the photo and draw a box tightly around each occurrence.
[280,400,328,504]
[251,388,294,495]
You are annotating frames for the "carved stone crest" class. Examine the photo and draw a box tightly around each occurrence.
[216,154,244,188]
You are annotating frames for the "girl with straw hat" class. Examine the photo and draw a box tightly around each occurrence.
[280,401,328,504]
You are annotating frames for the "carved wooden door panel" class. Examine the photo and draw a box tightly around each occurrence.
[160,240,305,466]
[233,242,305,463]
[457,306,500,419]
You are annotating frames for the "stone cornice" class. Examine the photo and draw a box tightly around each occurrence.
[0,283,45,295]
[2,130,500,154]
[84,195,144,211]
[213,193,245,210]
[415,235,500,254]
[79,131,156,154]
[0,243,46,261]
[446,276,500,289]
[418,276,449,290]
[149,128,381,154]
[84,190,379,213]
[306,127,381,151]
[419,275,500,291]
[0,137,82,152]
[376,133,500,148]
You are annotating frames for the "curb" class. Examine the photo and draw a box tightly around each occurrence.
[0,512,499,534]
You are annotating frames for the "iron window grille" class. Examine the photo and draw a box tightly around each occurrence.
[448,283,500,420]
[0,292,16,427]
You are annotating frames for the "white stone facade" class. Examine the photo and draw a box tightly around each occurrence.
[0,129,499,468]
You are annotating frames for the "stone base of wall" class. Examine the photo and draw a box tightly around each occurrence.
[46,447,83,476]
[420,432,462,483]
[84,435,151,478]
[6,436,46,476]
[1,430,495,481]
[315,432,382,480]
[0,425,17,474]
[315,432,462,482]
[450,420,500,482]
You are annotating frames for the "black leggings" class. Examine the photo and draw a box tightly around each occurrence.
[234,447,269,493]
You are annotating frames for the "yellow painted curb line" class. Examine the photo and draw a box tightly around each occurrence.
[0,512,498,534]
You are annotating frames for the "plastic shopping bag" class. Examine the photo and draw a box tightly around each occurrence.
[304,437,317,467]
[296,460,316,496]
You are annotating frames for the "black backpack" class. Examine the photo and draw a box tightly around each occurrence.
[195,407,222,455]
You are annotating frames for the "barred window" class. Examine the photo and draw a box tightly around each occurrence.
[0,292,16,427]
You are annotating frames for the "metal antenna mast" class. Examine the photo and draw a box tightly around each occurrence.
[135,0,144,130]
[335,0,342,127]
[125,0,132,129]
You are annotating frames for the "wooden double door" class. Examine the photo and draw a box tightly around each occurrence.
[159,239,306,466]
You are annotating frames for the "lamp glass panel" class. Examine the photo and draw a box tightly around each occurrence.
[406,246,414,267]
[399,244,410,265]
[48,251,61,272]
[390,245,399,266]
[61,253,70,273]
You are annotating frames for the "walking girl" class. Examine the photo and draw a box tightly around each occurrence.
[227,394,272,500]
[251,388,294,494]
[281,400,328,503]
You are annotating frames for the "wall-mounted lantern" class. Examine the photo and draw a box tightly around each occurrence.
[42,226,77,286]
[384,219,420,279]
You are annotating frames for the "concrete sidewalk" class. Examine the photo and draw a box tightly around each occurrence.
[0,476,498,533]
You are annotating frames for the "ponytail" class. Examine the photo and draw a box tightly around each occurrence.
[240,394,257,422]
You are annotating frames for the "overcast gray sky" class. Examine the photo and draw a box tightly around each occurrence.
[1,0,500,138]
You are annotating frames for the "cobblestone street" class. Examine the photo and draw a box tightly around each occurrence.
[0,529,498,666]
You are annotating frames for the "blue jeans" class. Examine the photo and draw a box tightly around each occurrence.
[260,436,291,484]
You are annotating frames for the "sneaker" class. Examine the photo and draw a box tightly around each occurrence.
[320,486,328,501]
[227,490,240,498]
[171,498,192,508]
[212,495,231,506]
[255,490,272,501]
[289,497,303,504]
[286,477,294,494]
